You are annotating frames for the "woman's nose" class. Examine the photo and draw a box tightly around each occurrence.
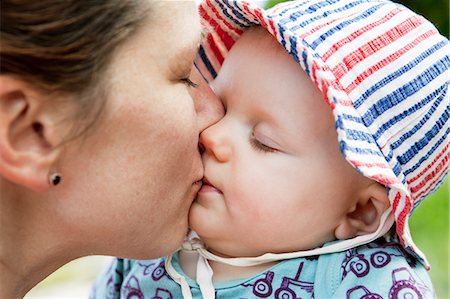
[199,122,231,162]
[189,66,225,133]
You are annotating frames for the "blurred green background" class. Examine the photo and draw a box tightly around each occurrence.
[266,0,449,297]
[410,179,449,298]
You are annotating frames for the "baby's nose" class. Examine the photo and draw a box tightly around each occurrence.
[199,124,232,163]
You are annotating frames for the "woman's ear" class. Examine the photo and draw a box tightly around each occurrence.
[0,76,63,192]
[335,182,390,240]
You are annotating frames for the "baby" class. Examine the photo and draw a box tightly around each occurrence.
[92,0,449,298]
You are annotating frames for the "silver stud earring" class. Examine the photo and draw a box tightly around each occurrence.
[49,173,61,186]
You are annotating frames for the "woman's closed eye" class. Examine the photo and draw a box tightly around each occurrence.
[181,77,198,88]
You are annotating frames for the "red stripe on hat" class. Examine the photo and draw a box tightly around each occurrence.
[203,0,243,37]
[320,78,332,105]
[336,98,355,106]
[349,160,391,168]
[254,7,268,28]
[392,191,402,212]
[413,156,450,199]
[299,17,341,40]
[323,12,424,62]
[311,60,320,91]
[325,7,403,63]
[326,78,338,110]
[242,2,259,23]
[407,141,450,184]
[240,2,266,28]
[310,61,336,110]
[395,194,412,246]
[370,173,398,186]
[206,33,225,65]
[200,4,239,53]
[343,29,437,93]
[268,18,278,40]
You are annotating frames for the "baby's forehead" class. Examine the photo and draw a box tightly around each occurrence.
[213,28,302,90]
[213,28,332,131]
[219,27,302,77]
[238,27,282,48]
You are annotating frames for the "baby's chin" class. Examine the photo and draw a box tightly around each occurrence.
[186,200,220,236]
[205,238,328,259]
[203,240,276,259]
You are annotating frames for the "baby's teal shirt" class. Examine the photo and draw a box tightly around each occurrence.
[91,238,434,298]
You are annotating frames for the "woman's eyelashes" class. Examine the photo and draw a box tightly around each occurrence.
[182,77,198,88]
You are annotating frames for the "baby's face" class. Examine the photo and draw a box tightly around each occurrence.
[189,28,368,257]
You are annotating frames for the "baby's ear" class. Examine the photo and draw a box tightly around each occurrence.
[335,183,390,240]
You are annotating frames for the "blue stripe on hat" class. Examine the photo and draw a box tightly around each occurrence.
[354,40,448,109]
[384,147,394,163]
[271,0,312,19]
[275,0,366,34]
[230,0,247,17]
[217,0,253,28]
[392,161,403,177]
[401,125,450,177]
[345,128,377,142]
[398,115,449,168]
[342,113,364,123]
[339,140,384,157]
[301,0,365,21]
[228,0,260,26]
[360,56,449,127]
[412,171,449,209]
[425,172,450,197]
[373,84,448,140]
[289,35,300,65]
[393,100,449,151]
[283,0,372,36]
[307,4,383,50]
[301,51,310,77]
[198,46,217,79]
[412,198,422,209]
[277,22,288,50]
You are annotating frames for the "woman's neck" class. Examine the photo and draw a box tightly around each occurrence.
[178,250,278,283]
[0,188,79,299]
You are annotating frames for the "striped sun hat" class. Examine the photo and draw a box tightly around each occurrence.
[196,0,450,266]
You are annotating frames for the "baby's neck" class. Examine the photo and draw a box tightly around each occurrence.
[178,250,278,282]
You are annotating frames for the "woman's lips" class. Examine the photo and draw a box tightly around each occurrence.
[194,179,203,187]
[199,177,222,194]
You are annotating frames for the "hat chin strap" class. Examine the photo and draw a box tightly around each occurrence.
[165,208,394,299]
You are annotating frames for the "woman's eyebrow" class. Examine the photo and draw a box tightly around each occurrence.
[201,26,210,41]
[171,28,210,75]
[180,26,210,58]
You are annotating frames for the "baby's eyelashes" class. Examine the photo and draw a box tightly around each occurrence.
[250,131,280,153]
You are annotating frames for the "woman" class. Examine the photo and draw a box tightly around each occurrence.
[0,1,223,298]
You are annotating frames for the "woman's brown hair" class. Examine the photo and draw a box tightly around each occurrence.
[1,0,148,137]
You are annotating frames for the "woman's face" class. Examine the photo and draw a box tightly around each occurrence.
[55,1,223,258]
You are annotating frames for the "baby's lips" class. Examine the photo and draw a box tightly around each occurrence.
[200,177,223,194]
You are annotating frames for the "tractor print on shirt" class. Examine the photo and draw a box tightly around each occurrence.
[242,262,314,299]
